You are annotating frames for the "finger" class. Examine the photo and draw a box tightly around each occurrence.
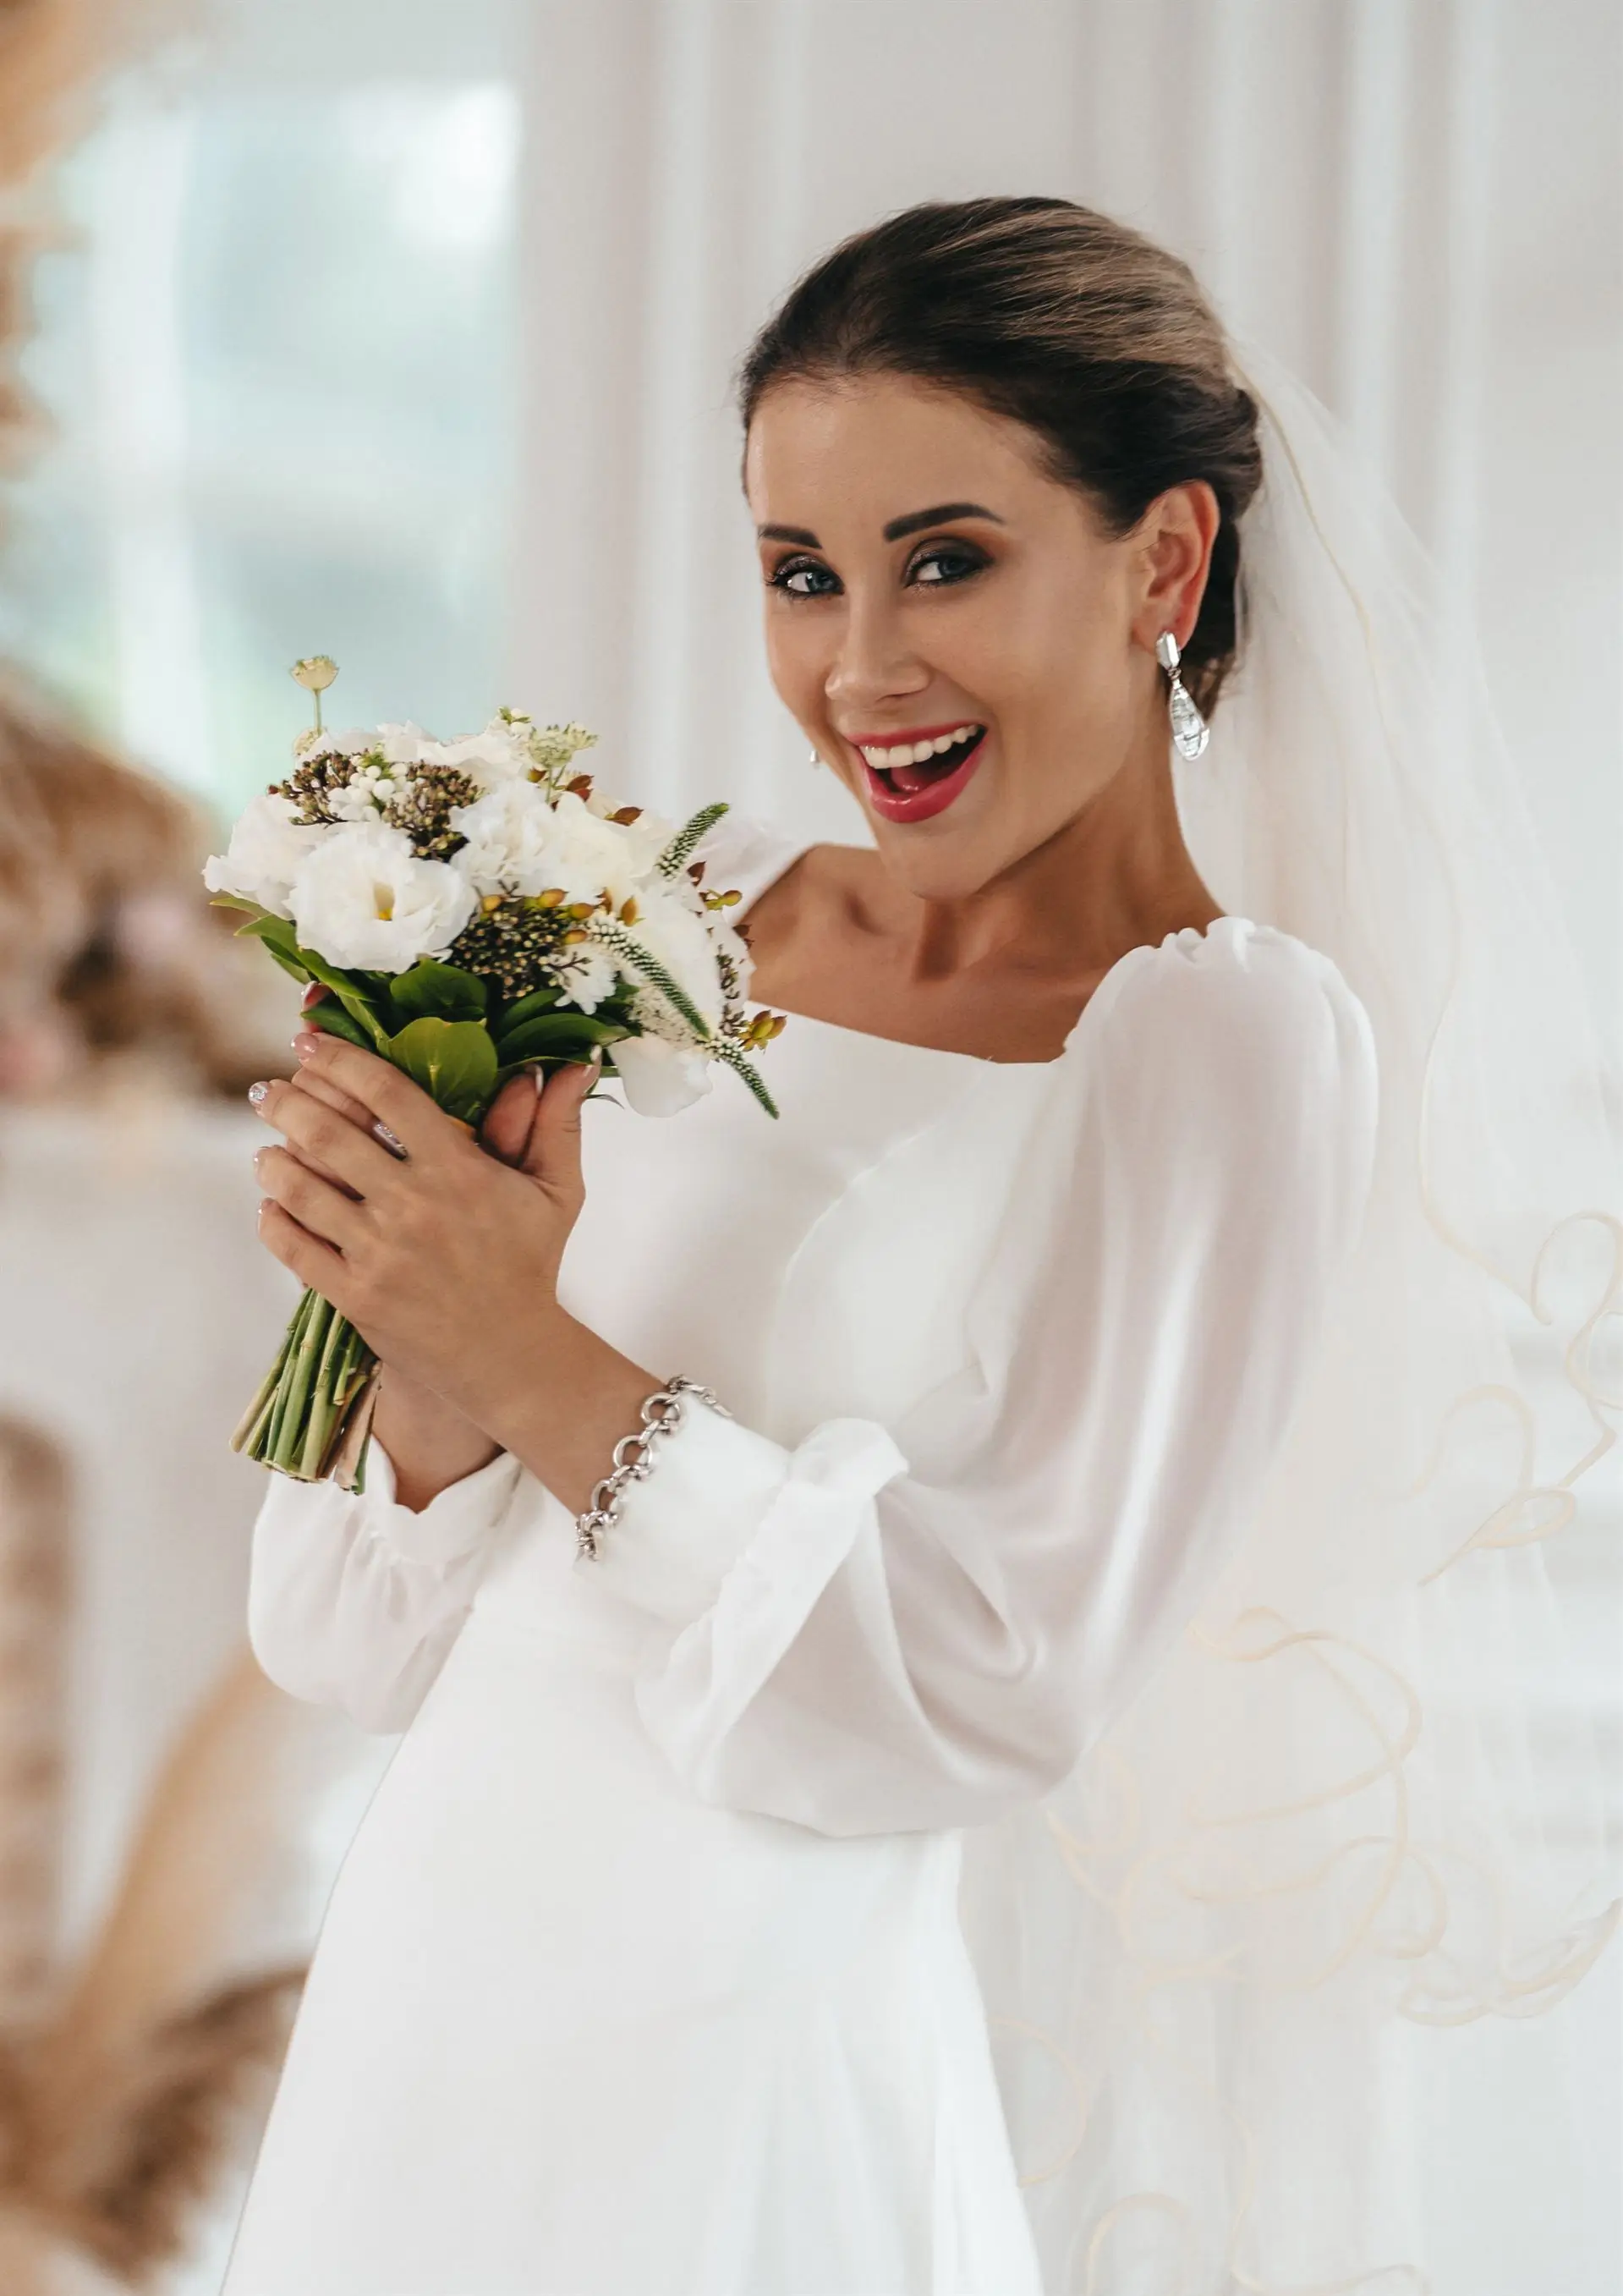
[254,1143,365,1251]
[480,1073,540,1168]
[253,1077,402,1199]
[523,1051,601,1200]
[285,1063,385,1136]
[293,1030,461,1161]
[256,1197,350,1301]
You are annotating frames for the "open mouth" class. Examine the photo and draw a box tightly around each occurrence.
[857,722,988,822]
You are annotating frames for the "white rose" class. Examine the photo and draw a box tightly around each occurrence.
[610,1033,711,1118]
[203,794,324,919]
[288,822,477,972]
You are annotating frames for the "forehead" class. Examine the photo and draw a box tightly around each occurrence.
[743,372,1056,518]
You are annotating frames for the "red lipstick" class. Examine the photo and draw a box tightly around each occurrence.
[859,728,989,824]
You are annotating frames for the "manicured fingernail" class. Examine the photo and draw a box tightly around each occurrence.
[247,1080,269,1107]
[292,1030,321,1062]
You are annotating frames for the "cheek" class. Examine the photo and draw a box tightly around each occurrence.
[762,611,829,717]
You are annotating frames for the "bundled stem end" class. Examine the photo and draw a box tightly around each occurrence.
[231,1290,379,1494]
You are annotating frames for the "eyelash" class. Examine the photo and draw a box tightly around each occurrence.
[767,541,989,599]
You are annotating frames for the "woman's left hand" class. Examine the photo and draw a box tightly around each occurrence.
[251,1030,600,1431]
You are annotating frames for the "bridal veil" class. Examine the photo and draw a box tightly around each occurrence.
[957,343,1622,2292]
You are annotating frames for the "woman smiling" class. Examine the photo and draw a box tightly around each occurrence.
[222,199,1619,2295]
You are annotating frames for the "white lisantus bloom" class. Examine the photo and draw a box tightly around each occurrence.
[610,1033,714,1117]
[212,661,789,1497]
[288,821,477,971]
[203,793,324,919]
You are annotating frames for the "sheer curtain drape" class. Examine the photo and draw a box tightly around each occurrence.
[506,8,1621,2288]
[509,0,1621,1073]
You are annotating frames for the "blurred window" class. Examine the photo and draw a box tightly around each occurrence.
[0,36,519,819]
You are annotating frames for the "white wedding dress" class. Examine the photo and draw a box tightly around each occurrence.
[222,810,1378,2296]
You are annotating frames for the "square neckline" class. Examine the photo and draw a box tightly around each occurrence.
[727,820,1242,1074]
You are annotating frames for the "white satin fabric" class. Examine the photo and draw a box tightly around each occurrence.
[222,810,1377,2296]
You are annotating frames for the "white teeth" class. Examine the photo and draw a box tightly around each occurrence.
[858,722,984,768]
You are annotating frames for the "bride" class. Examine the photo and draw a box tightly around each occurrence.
[223,199,1620,2295]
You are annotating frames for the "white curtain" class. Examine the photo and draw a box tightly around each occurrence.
[509,0,1621,1075]
[506,8,1621,2288]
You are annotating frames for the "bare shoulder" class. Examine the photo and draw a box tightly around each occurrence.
[737,840,891,963]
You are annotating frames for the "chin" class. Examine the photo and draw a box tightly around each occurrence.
[871,807,1027,903]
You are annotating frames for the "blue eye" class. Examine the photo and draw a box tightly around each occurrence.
[769,558,840,598]
[908,543,986,587]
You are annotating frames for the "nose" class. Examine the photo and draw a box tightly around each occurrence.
[823,589,930,721]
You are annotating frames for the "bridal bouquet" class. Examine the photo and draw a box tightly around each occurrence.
[207,657,786,1490]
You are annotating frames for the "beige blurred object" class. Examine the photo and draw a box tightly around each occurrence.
[0,687,298,1101]
[0,1417,308,2296]
[0,0,192,474]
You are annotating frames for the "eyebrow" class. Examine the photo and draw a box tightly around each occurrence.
[754,502,1006,548]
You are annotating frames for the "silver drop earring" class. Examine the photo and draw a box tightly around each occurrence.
[1155,630,1209,760]
[807,748,823,770]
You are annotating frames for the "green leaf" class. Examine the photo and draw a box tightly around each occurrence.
[391,960,488,1024]
[210,893,269,918]
[492,984,564,1034]
[284,948,390,1049]
[495,1011,628,1067]
[307,1001,376,1053]
[237,911,303,961]
[385,1017,499,1123]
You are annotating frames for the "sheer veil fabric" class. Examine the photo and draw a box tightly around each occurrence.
[956,347,1623,2291]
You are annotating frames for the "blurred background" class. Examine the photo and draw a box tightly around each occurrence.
[0,1,1616,2289]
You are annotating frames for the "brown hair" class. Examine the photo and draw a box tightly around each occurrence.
[737,196,1263,714]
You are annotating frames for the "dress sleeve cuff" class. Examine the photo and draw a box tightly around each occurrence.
[359,1441,524,1568]
[578,1396,796,1623]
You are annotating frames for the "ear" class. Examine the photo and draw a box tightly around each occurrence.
[1130,480,1221,655]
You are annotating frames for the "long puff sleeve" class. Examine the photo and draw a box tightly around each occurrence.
[248,1443,523,1733]
[584,922,1379,1837]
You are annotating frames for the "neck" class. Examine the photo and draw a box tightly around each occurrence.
[878,728,1222,990]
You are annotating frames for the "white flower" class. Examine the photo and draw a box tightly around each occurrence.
[449,783,668,908]
[546,942,620,1015]
[203,794,324,919]
[376,722,434,767]
[424,723,532,789]
[288,822,477,972]
[617,883,727,1033]
[326,761,403,823]
[610,1032,712,1118]
[447,782,578,898]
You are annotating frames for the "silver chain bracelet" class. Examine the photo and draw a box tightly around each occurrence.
[574,1374,732,1561]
